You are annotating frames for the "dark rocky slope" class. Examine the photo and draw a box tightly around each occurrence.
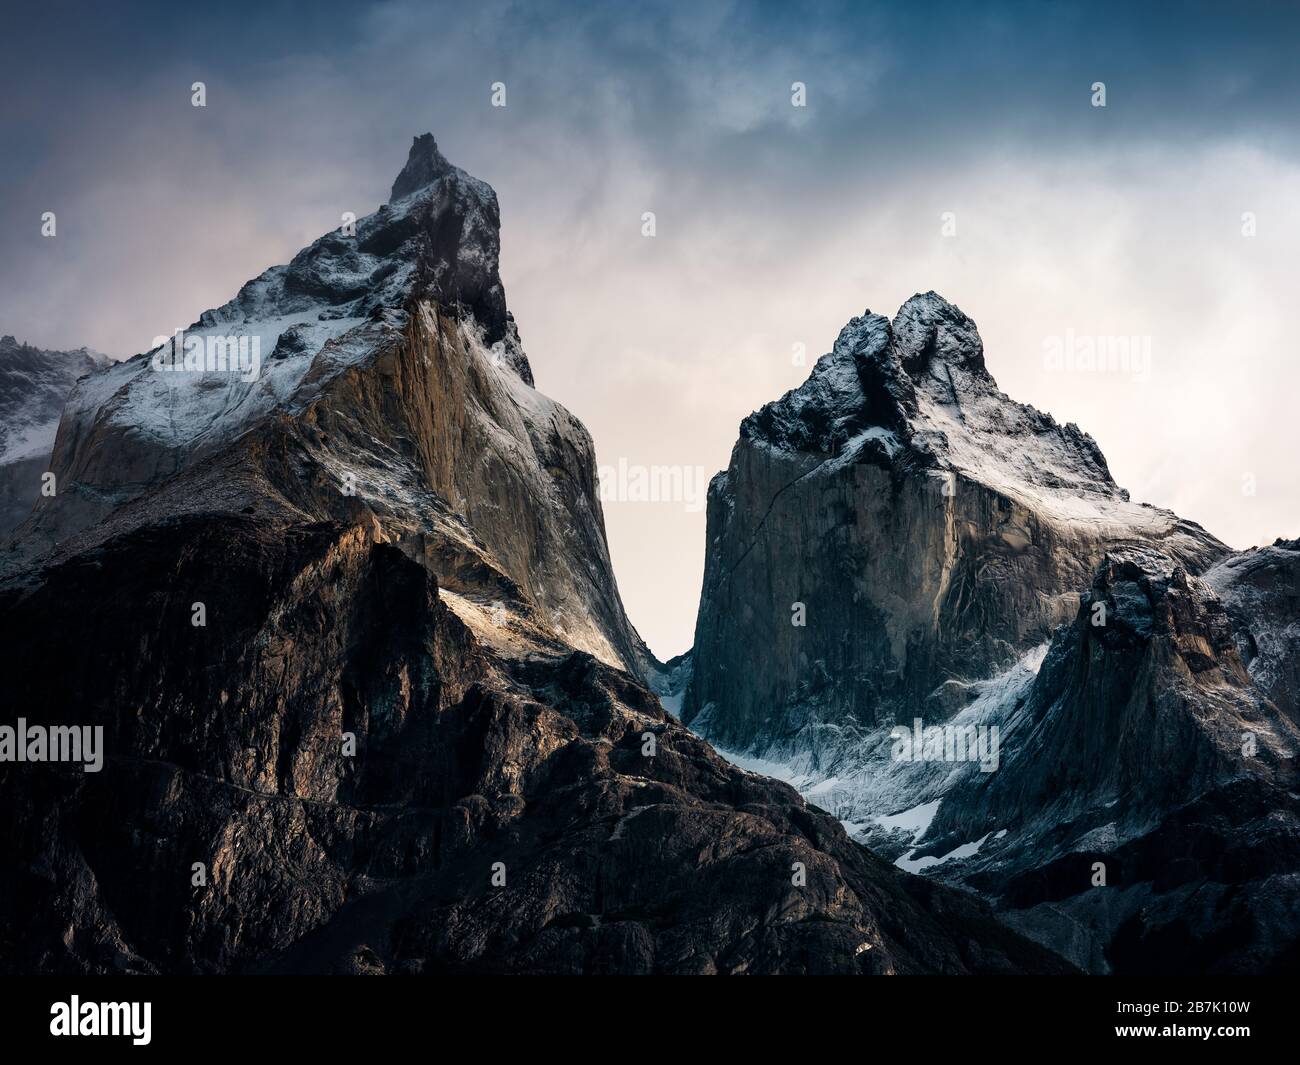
[0,510,1067,974]
[920,546,1300,973]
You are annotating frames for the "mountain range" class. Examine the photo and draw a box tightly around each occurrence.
[1,134,1296,974]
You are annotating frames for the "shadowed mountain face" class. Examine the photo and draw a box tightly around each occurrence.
[924,545,1300,974]
[0,337,107,537]
[0,137,1069,976]
[683,296,1300,973]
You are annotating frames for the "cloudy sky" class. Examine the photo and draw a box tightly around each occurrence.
[4,1,1298,656]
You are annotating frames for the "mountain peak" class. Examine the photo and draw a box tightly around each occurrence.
[389,133,455,202]
[890,291,987,379]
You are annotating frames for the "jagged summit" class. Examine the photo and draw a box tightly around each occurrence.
[689,292,1225,752]
[11,133,542,566]
[741,293,1174,519]
[202,131,527,379]
[890,292,986,373]
[389,132,457,202]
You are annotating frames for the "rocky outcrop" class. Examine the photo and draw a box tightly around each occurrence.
[915,546,1300,973]
[5,135,640,677]
[0,139,1067,975]
[930,547,1297,842]
[8,135,528,562]
[0,336,107,536]
[685,294,1226,756]
[682,294,1300,974]
[1206,538,1300,724]
[0,510,1068,975]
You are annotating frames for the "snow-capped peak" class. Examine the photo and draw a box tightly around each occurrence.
[10,134,538,556]
[48,131,533,468]
[740,292,1222,550]
[193,131,529,384]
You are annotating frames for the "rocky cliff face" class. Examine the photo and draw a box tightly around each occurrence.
[685,293,1225,755]
[1206,538,1300,725]
[905,546,1300,972]
[5,134,639,677]
[684,295,1300,973]
[0,139,1066,975]
[0,336,107,537]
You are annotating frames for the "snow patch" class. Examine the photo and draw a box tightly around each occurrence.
[895,832,992,873]
[707,645,1048,859]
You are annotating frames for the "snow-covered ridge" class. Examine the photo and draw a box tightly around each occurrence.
[740,292,1216,544]
[0,336,107,465]
[64,313,368,456]
[56,133,529,468]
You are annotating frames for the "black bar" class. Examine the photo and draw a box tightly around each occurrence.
[0,975,1290,1053]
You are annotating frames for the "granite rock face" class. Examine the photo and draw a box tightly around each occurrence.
[684,294,1226,756]
[1206,538,1300,725]
[0,336,107,537]
[683,296,1300,973]
[922,545,1300,974]
[0,140,1067,975]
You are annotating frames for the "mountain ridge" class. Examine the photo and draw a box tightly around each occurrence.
[686,291,1227,752]
[0,335,109,538]
[683,292,1300,972]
